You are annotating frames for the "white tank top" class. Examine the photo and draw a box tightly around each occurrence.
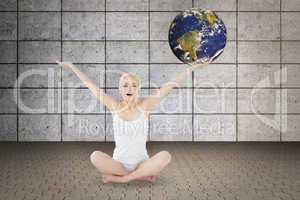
[112,108,149,164]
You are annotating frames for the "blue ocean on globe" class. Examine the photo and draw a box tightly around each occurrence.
[168,8,227,64]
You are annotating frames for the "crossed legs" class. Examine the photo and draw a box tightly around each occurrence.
[90,150,172,183]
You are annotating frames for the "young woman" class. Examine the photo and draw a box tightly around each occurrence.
[56,60,211,183]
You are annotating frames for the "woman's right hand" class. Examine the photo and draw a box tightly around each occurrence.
[190,58,213,70]
[56,60,73,68]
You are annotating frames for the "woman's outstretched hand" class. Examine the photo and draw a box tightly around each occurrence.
[190,58,213,70]
[56,60,73,68]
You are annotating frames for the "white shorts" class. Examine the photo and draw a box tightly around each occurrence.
[120,157,149,172]
[122,162,138,172]
[114,154,149,171]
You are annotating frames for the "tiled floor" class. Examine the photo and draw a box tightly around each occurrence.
[0,142,299,200]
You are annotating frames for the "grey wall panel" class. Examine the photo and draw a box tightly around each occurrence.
[0,0,299,141]
[19,89,61,113]
[150,12,180,41]
[62,114,105,141]
[194,64,236,88]
[218,12,236,41]
[282,89,300,114]
[214,41,236,63]
[194,115,236,141]
[0,0,17,11]
[0,13,17,40]
[194,89,236,113]
[18,115,61,141]
[19,12,61,40]
[150,115,192,141]
[19,41,61,63]
[19,64,61,88]
[281,64,300,87]
[150,64,192,88]
[105,114,114,142]
[238,42,280,63]
[107,41,148,63]
[63,42,104,63]
[62,0,105,11]
[194,0,236,11]
[107,0,148,11]
[150,0,192,11]
[106,64,148,88]
[238,115,280,141]
[62,89,104,113]
[106,12,148,40]
[281,115,300,141]
[238,64,280,88]
[282,0,300,11]
[150,89,192,113]
[0,115,17,141]
[238,12,280,40]
[0,64,17,87]
[19,0,61,11]
[0,41,17,63]
[62,12,105,40]
[62,64,104,88]
[0,89,17,113]
[238,0,280,11]
[282,13,300,40]
[238,89,280,114]
[282,42,300,63]
[150,41,180,63]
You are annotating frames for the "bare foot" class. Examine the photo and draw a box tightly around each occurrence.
[136,176,156,183]
[102,174,156,184]
[102,174,128,183]
[147,176,156,183]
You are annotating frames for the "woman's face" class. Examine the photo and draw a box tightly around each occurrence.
[119,74,140,102]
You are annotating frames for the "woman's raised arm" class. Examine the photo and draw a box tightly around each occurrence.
[140,60,211,112]
[56,61,119,111]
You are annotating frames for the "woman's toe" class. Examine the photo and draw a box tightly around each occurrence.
[150,176,156,182]
[147,176,156,182]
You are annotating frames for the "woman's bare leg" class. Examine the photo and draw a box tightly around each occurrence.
[104,150,172,183]
[90,151,130,176]
[89,151,156,183]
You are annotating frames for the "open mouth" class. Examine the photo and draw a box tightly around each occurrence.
[126,93,133,96]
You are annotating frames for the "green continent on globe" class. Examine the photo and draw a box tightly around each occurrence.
[195,10,217,26]
[206,12,217,26]
[176,30,202,61]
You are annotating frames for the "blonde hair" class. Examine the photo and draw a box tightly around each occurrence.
[119,72,141,88]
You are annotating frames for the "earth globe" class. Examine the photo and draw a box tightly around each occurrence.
[168,7,227,64]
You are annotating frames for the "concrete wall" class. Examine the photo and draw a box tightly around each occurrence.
[0,0,299,142]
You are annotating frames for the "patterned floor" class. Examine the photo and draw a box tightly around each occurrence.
[0,142,299,200]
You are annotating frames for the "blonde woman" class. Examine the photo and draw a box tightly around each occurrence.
[56,60,211,183]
